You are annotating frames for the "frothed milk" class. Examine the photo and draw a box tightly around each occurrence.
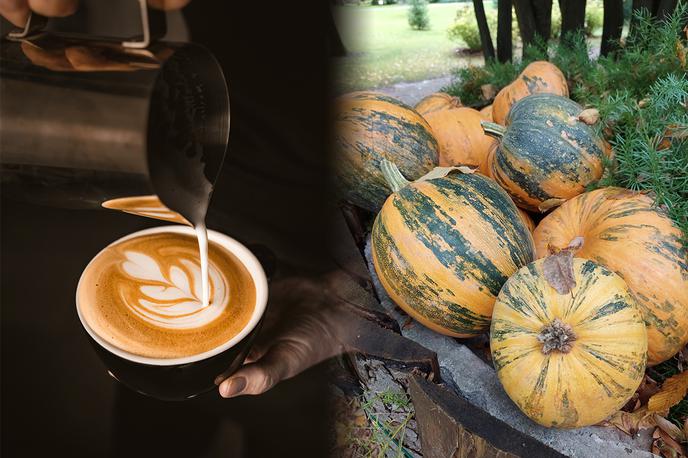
[77,231,256,359]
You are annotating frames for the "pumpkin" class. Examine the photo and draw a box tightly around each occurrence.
[491,256,647,428]
[492,61,569,125]
[518,208,536,232]
[482,93,606,212]
[414,92,462,116]
[333,91,439,212]
[533,187,688,365]
[479,104,493,121]
[372,161,535,337]
[423,107,497,175]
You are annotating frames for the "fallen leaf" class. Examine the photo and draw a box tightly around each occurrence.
[416,166,475,183]
[655,414,687,442]
[648,372,688,413]
[677,40,687,69]
[538,198,566,212]
[652,426,686,457]
[543,249,577,294]
[578,108,600,125]
[481,84,497,101]
[601,406,658,436]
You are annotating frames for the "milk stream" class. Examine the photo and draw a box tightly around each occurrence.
[195,223,210,308]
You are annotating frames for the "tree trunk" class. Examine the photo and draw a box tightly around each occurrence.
[513,0,536,53]
[473,0,496,61]
[560,0,587,46]
[497,0,513,62]
[601,0,624,56]
[532,0,553,41]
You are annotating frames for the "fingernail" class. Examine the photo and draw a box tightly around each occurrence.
[220,377,247,398]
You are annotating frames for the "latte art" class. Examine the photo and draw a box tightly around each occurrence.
[78,232,256,359]
[119,250,226,329]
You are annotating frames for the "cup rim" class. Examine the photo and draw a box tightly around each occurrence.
[75,225,268,366]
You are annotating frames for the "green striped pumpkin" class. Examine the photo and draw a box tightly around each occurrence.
[371,161,535,337]
[482,93,606,212]
[333,92,439,212]
[491,258,647,428]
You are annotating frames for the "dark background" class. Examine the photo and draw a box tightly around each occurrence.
[1,1,334,457]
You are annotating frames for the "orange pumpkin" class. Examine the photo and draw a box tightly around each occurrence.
[414,92,462,116]
[518,208,536,232]
[479,104,493,121]
[423,107,496,176]
[492,61,569,125]
[533,187,688,365]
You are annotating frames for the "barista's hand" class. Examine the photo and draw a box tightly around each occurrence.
[0,0,191,27]
[217,275,346,398]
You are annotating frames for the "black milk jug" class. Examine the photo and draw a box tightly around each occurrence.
[0,0,229,225]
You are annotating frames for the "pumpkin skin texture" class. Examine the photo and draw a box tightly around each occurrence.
[491,258,647,428]
[372,172,535,337]
[492,61,569,125]
[480,104,493,121]
[484,93,606,212]
[414,92,462,116]
[533,187,688,365]
[423,107,497,175]
[333,91,439,211]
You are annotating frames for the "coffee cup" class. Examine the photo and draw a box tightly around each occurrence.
[76,225,268,401]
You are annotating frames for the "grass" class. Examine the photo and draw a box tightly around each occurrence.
[332,2,483,93]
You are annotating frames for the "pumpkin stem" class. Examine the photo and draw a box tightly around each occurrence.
[538,318,577,354]
[380,159,411,193]
[481,121,507,139]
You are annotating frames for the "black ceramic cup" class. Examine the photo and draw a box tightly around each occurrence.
[76,226,268,401]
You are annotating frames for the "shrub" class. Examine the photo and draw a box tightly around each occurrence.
[585,3,604,36]
[408,0,430,30]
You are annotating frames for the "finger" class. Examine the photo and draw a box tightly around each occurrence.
[65,46,135,72]
[0,0,30,27]
[219,339,313,398]
[147,0,190,10]
[27,0,77,17]
[21,41,74,71]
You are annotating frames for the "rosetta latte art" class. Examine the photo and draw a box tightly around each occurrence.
[119,250,229,329]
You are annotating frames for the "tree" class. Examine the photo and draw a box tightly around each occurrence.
[408,0,430,31]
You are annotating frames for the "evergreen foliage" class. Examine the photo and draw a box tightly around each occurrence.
[408,0,430,31]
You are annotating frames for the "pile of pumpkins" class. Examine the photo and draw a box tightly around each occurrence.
[333,61,688,429]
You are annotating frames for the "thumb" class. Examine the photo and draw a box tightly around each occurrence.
[218,337,329,398]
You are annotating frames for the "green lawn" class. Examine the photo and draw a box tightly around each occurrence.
[332,3,483,93]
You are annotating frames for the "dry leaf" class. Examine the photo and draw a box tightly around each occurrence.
[601,406,658,436]
[538,198,566,212]
[648,372,688,413]
[416,166,475,183]
[677,40,687,69]
[655,414,687,442]
[638,98,650,108]
[578,108,600,125]
[481,84,497,101]
[543,237,584,294]
[622,375,660,412]
[653,427,686,457]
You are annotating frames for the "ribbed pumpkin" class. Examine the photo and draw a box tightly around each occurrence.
[372,161,535,337]
[414,92,462,116]
[479,104,493,121]
[483,93,606,212]
[533,187,688,365]
[492,61,568,125]
[491,257,647,428]
[423,107,497,176]
[333,91,439,212]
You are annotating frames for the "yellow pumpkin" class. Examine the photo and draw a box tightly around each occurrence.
[414,92,462,116]
[533,187,688,365]
[491,257,647,428]
[423,107,497,176]
[492,61,569,125]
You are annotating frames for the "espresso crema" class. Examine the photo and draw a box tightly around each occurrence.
[77,232,255,359]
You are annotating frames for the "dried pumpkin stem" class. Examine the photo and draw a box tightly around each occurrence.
[538,318,577,354]
[380,159,411,193]
[481,121,507,139]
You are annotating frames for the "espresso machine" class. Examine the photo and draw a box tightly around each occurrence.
[0,0,230,226]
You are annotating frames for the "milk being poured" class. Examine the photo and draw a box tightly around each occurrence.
[195,223,210,307]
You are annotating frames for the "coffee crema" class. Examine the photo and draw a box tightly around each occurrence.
[78,232,255,359]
